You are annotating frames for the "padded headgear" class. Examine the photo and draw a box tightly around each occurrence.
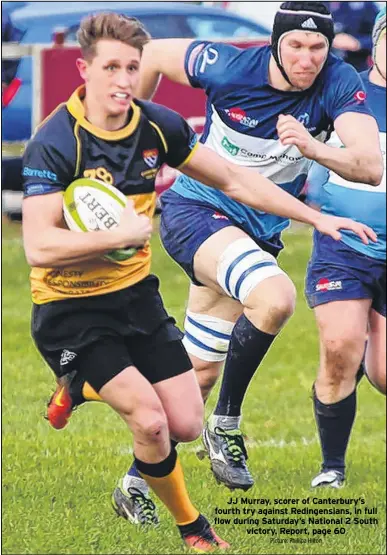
[271,2,334,86]
[372,7,386,61]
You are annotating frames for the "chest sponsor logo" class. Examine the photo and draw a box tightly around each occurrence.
[224,108,259,129]
[221,137,303,164]
[221,136,240,156]
[316,279,343,292]
[143,149,159,168]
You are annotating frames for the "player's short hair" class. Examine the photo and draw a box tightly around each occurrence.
[77,12,151,60]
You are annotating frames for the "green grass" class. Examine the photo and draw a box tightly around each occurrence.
[2,219,386,555]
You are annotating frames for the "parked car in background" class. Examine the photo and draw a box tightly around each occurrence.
[2,1,269,141]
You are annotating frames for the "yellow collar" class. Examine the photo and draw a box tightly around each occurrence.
[66,85,140,141]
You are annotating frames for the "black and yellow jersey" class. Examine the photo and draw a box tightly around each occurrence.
[22,85,198,304]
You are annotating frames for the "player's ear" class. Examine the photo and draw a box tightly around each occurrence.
[76,58,89,80]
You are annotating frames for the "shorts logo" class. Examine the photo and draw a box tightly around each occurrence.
[60,349,77,365]
[316,279,343,292]
[212,212,229,220]
[354,91,366,102]
[142,149,159,168]
[224,108,259,129]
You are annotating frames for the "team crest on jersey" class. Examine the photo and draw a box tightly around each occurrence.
[142,149,159,168]
[298,112,310,126]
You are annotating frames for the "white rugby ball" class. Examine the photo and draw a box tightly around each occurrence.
[63,177,138,262]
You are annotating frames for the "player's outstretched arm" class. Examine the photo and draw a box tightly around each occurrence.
[136,39,194,100]
[22,194,152,268]
[277,112,383,186]
[180,143,377,245]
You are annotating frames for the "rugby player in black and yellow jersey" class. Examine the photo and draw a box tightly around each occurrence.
[22,12,377,551]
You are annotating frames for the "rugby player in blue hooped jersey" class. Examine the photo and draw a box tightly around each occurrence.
[305,7,386,489]
[125,0,384,497]
[25,12,376,546]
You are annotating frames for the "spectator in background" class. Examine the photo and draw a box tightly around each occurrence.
[1,10,24,93]
[325,1,379,72]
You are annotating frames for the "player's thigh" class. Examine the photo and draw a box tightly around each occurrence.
[76,336,167,429]
[314,299,371,371]
[99,364,166,424]
[153,369,204,442]
[366,309,386,393]
[130,333,201,441]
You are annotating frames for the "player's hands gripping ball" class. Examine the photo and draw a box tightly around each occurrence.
[63,178,151,262]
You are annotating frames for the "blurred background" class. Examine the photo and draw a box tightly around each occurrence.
[2,1,385,217]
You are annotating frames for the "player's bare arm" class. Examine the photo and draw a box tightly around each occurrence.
[277,111,383,185]
[22,193,152,267]
[181,143,377,245]
[136,39,194,99]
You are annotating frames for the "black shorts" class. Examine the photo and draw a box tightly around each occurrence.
[31,275,192,391]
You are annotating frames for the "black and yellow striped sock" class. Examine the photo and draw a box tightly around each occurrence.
[135,447,199,525]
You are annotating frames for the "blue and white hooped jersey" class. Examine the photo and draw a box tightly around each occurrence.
[308,70,386,260]
[171,42,373,242]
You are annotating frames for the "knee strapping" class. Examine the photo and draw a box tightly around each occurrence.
[216,238,284,304]
[183,310,234,362]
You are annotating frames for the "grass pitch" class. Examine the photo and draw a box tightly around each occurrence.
[2,219,386,555]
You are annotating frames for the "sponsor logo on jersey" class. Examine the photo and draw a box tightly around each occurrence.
[141,168,159,180]
[354,91,367,103]
[316,279,343,292]
[24,183,59,196]
[84,167,114,185]
[224,108,259,129]
[221,136,240,156]
[23,166,57,181]
[212,212,229,220]
[302,17,318,30]
[142,149,159,168]
[226,143,304,164]
[60,349,77,366]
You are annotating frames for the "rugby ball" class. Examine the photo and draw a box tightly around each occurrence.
[63,177,138,262]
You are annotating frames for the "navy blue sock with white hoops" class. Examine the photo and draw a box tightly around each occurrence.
[214,314,276,417]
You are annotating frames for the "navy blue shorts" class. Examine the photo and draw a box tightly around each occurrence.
[160,190,283,286]
[305,231,386,317]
